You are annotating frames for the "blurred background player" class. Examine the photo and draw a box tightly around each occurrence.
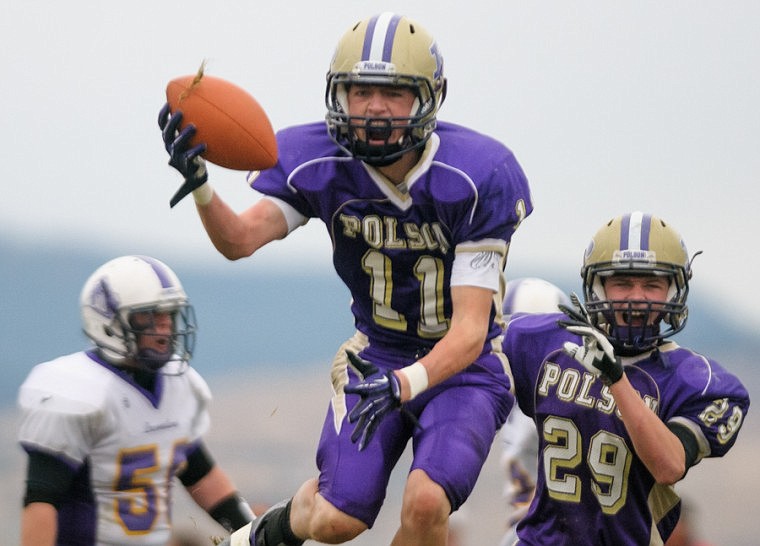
[501,212,750,544]
[498,278,570,546]
[160,11,532,546]
[17,255,255,545]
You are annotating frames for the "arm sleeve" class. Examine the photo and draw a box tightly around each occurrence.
[450,244,506,292]
[177,441,215,487]
[23,450,78,508]
[667,421,700,472]
[208,493,256,532]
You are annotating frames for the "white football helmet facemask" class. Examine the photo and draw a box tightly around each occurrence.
[80,255,196,372]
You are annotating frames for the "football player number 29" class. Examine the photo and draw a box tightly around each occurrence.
[113,443,187,534]
[543,416,632,515]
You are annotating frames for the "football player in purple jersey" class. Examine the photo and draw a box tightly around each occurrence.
[17,256,255,545]
[160,11,532,546]
[501,212,750,545]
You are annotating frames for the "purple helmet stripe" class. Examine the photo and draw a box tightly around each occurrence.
[619,213,631,250]
[619,211,652,251]
[639,213,652,250]
[135,255,174,288]
[98,278,120,315]
[381,14,402,61]
[362,15,379,60]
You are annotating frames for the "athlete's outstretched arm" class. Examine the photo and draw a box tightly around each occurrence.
[160,103,288,260]
[195,194,288,260]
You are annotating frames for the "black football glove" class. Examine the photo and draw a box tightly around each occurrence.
[158,103,208,208]
[343,350,402,451]
[558,293,624,386]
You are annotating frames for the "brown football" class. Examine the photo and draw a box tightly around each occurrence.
[166,73,277,171]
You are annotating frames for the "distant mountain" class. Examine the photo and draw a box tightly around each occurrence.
[0,238,355,407]
[2,237,757,408]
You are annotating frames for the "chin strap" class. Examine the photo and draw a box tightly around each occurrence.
[352,140,406,166]
[135,348,173,371]
[608,321,661,356]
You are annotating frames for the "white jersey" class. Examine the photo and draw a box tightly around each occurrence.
[499,406,538,546]
[17,350,212,546]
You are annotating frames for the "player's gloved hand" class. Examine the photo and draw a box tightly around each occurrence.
[558,293,623,386]
[158,103,208,208]
[343,350,402,451]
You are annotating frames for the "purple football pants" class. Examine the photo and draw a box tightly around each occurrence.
[316,344,513,527]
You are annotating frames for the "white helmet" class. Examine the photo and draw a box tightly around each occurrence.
[503,277,570,316]
[80,255,196,371]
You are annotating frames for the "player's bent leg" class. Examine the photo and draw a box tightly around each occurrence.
[391,468,450,546]
[291,479,367,543]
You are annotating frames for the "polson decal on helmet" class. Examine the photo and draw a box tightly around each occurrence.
[80,255,197,372]
[325,12,447,166]
[582,211,698,354]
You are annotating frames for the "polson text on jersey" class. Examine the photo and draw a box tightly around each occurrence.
[538,361,659,416]
[339,214,451,254]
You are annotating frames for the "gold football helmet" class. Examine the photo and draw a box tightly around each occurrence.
[325,12,447,165]
[582,212,696,353]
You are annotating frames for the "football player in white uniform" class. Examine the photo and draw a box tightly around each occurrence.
[18,255,255,545]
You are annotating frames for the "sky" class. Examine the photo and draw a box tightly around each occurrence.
[2,1,759,326]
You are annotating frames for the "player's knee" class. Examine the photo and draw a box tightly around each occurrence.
[401,482,450,530]
[309,505,366,542]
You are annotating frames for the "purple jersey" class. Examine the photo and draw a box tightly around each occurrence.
[502,313,750,545]
[252,120,532,356]
[251,121,531,526]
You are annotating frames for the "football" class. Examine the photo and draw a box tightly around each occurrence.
[165,71,277,171]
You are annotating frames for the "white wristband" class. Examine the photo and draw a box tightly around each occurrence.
[399,361,429,400]
[192,182,214,206]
